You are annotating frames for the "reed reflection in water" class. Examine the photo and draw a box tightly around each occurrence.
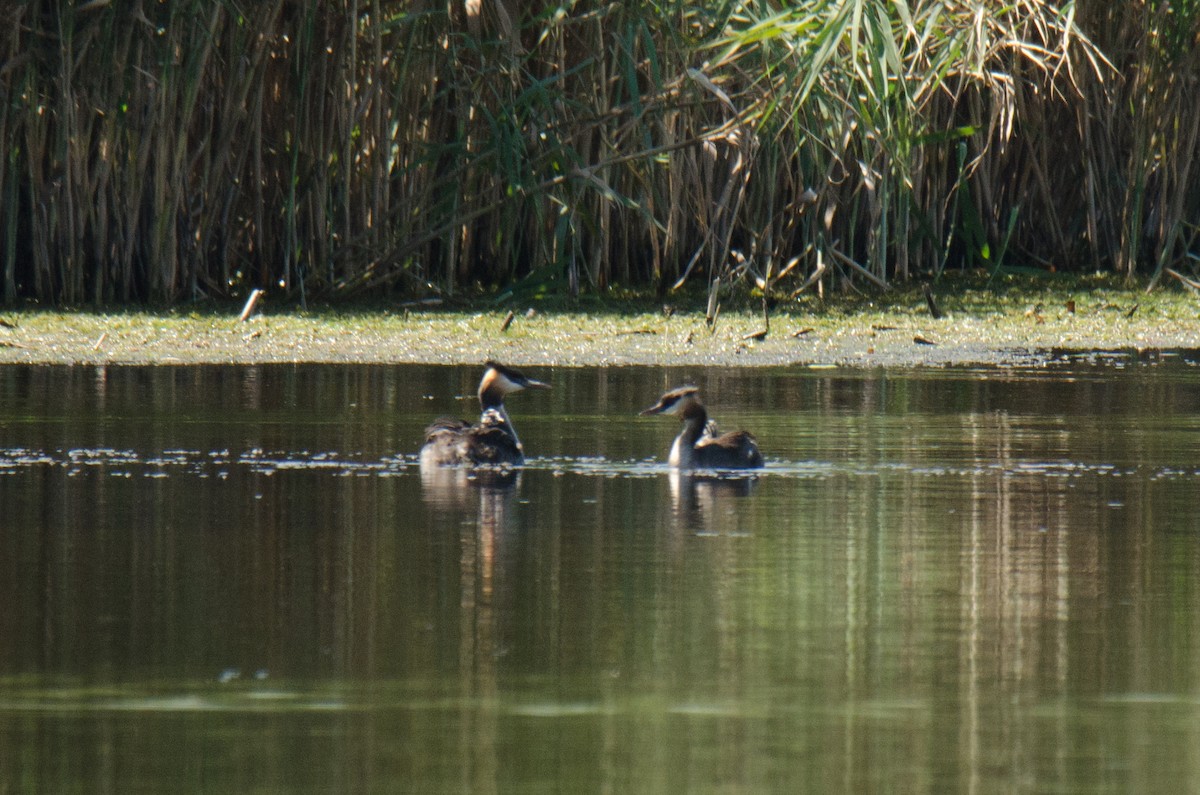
[0,361,1198,791]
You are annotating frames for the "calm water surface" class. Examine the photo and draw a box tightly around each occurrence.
[1,360,1200,792]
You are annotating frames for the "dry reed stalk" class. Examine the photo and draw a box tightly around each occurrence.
[0,1,1195,307]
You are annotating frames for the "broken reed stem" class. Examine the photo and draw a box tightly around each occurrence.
[238,289,264,322]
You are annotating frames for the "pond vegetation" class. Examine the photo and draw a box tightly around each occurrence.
[2,2,1198,307]
[0,273,1194,367]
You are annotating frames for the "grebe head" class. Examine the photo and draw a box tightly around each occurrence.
[640,386,704,419]
[479,360,550,406]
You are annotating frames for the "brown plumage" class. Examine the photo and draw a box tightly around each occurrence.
[419,361,550,467]
[640,386,763,469]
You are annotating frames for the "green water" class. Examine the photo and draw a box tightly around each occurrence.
[1,360,1199,792]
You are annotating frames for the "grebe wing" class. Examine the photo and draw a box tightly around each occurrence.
[462,423,523,465]
[696,429,756,447]
[423,416,471,441]
[696,430,763,467]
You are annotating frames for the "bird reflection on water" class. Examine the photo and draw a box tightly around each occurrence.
[418,462,521,606]
[667,470,758,535]
[419,461,519,784]
[419,465,521,509]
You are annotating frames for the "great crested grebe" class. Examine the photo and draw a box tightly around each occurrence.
[419,361,550,467]
[640,385,764,469]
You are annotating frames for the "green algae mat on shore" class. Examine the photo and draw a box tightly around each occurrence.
[0,281,1197,368]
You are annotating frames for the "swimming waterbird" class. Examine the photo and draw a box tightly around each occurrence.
[640,386,764,469]
[420,361,550,467]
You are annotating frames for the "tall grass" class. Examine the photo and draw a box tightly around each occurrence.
[1074,1,1200,283]
[0,1,1196,306]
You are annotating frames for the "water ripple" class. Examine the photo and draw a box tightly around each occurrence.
[1,446,1197,482]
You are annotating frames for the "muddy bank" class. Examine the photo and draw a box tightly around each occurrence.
[0,291,1195,369]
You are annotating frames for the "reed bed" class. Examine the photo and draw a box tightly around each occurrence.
[0,1,1196,306]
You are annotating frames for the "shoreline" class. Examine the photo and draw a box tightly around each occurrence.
[0,296,1196,368]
